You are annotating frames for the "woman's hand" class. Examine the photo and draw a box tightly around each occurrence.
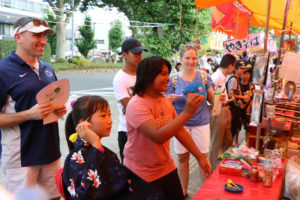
[76,121,101,148]
[197,156,212,178]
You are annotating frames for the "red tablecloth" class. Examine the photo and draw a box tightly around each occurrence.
[193,159,287,200]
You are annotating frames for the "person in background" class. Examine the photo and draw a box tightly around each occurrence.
[112,38,147,163]
[0,17,66,199]
[240,68,255,132]
[125,56,211,200]
[242,51,249,65]
[209,54,236,171]
[205,58,214,75]
[175,62,182,72]
[226,60,249,146]
[166,44,214,197]
[236,54,243,61]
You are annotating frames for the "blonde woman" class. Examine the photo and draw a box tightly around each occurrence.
[166,45,214,197]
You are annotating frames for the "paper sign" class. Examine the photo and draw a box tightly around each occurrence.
[36,79,70,124]
[250,90,264,124]
[278,52,300,83]
[252,53,269,85]
[266,105,275,119]
[224,39,248,54]
[212,95,222,116]
[194,32,227,52]
[265,87,275,103]
[224,32,267,54]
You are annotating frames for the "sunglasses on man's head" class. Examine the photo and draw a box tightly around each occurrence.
[16,18,48,34]
[32,19,48,27]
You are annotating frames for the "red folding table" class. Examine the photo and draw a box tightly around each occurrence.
[193,159,287,200]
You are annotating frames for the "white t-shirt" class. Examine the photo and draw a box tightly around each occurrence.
[211,68,229,101]
[113,69,136,132]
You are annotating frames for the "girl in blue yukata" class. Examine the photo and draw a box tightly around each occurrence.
[56,95,163,200]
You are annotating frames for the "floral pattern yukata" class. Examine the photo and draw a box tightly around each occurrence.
[62,138,163,200]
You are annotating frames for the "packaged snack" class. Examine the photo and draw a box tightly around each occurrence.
[219,159,243,176]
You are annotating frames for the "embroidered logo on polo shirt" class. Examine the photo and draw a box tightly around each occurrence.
[45,70,53,77]
[19,73,27,78]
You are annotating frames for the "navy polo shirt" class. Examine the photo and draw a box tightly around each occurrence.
[0,51,61,168]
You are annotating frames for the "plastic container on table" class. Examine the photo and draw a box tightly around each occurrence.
[219,159,243,176]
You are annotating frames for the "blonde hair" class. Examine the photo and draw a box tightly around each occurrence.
[179,44,197,58]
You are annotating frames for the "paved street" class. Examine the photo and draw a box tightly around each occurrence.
[0,71,204,199]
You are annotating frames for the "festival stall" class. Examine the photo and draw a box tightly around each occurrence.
[193,144,287,199]
[192,0,300,199]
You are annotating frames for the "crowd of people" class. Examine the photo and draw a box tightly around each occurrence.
[0,17,260,200]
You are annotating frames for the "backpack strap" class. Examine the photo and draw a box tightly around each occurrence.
[225,75,237,94]
[199,70,207,86]
[172,72,178,88]
[172,70,207,89]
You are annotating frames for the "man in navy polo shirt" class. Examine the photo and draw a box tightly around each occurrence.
[0,17,66,199]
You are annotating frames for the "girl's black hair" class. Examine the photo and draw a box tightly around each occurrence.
[133,56,171,96]
[65,95,109,152]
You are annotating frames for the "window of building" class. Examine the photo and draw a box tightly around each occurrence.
[26,1,34,12]
[42,5,48,14]
[4,0,12,8]
[0,23,4,35]
[11,0,18,9]
[19,0,26,10]
[4,24,13,36]
[35,3,42,13]
[97,40,104,44]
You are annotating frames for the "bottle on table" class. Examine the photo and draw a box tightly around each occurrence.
[250,166,258,183]
[263,159,273,187]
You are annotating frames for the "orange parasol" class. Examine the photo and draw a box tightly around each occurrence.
[196,0,300,35]
[195,0,235,10]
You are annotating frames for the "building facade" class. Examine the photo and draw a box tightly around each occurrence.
[0,0,49,40]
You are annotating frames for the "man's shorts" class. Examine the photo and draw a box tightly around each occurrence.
[174,124,210,154]
[3,158,61,199]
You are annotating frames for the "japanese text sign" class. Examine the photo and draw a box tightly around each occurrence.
[224,32,265,54]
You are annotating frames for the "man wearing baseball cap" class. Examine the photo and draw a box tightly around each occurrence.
[0,17,66,199]
[113,38,147,163]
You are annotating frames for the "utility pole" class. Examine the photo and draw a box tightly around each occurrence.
[93,22,95,57]
[71,0,74,58]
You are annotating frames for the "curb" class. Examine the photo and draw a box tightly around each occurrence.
[56,68,120,76]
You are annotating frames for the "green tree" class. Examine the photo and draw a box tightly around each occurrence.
[249,25,265,34]
[75,15,96,58]
[80,0,211,58]
[43,11,56,56]
[109,20,124,52]
[46,0,82,60]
